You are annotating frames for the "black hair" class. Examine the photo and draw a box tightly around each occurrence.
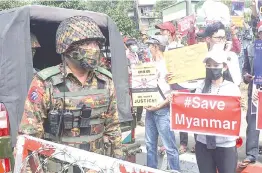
[149,43,165,52]
[205,22,225,38]
[201,62,233,94]
[125,39,137,47]
[202,77,212,94]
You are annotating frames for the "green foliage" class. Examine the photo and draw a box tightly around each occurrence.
[0,0,31,11]
[0,0,138,38]
[154,0,177,18]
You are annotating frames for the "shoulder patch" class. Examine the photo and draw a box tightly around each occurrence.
[95,66,112,79]
[28,86,43,103]
[37,65,61,81]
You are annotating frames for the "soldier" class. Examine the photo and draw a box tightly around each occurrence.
[19,16,123,171]
[31,33,41,74]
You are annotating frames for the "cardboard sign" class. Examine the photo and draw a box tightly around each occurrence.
[171,93,241,137]
[164,43,208,84]
[254,40,262,84]
[256,91,262,130]
[177,15,195,37]
[131,63,159,106]
[231,16,244,27]
[230,1,244,27]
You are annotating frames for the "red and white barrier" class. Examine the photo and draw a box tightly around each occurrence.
[14,135,169,173]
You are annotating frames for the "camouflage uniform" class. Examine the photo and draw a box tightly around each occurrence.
[31,33,41,74]
[19,16,123,172]
[31,33,40,49]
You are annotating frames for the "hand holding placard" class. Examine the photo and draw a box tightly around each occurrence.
[164,43,208,84]
[171,93,241,137]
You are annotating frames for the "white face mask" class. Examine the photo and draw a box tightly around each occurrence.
[130,45,139,53]
[211,43,226,51]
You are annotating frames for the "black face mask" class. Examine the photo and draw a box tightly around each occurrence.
[206,68,223,80]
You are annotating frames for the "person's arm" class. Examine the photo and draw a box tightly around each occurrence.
[103,80,123,159]
[251,0,258,17]
[242,45,252,84]
[187,27,197,46]
[19,77,49,138]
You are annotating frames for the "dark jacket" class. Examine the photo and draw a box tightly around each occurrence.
[242,43,254,99]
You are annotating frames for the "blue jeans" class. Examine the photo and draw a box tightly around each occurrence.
[145,107,180,171]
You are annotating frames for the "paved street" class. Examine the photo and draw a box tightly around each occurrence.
[135,109,262,172]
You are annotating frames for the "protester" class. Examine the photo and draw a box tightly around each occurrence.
[144,35,180,171]
[125,38,145,126]
[188,23,241,54]
[167,21,241,154]
[194,49,240,173]
[125,38,140,64]
[155,21,183,50]
[197,21,241,86]
[239,21,262,168]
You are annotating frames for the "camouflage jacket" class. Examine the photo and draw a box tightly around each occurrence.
[19,64,123,159]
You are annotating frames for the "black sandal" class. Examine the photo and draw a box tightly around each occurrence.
[191,146,195,153]
[179,145,187,155]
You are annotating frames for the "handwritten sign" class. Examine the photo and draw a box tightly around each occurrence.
[171,93,241,137]
[254,40,262,84]
[164,43,208,84]
[131,63,159,106]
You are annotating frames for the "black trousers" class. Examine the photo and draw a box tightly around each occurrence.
[195,141,238,173]
[180,132,197,146]
[136,106,143,121]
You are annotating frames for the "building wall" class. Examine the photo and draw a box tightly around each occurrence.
[162,0,200,22]
[138,5,155,30]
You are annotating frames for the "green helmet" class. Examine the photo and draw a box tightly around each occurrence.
[56,16,105,54]
[31,33,40,48]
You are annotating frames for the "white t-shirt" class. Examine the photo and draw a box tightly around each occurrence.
[226,51,242,86]
[155,58,171,103]
[195,80,241,147]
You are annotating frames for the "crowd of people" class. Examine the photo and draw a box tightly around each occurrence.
[16,1,262,173]
[125,7,262,173]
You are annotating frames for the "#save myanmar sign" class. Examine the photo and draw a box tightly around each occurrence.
[171,93,241,137]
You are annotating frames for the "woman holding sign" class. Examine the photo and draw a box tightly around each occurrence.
[194,49,241,173]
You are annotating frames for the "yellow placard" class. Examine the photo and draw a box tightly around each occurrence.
[164,43,208,84]
[132,92,159,107]
[231,16,244,27]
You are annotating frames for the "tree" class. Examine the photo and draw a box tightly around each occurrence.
[154,0,177,19]
[0,0,31,11]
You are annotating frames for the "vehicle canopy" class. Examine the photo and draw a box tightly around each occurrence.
[0,5,131,146]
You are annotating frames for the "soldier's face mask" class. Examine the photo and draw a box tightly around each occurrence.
[68,42,101,70]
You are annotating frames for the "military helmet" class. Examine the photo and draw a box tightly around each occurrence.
[31,33,40,48]
[56,16,105,54]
